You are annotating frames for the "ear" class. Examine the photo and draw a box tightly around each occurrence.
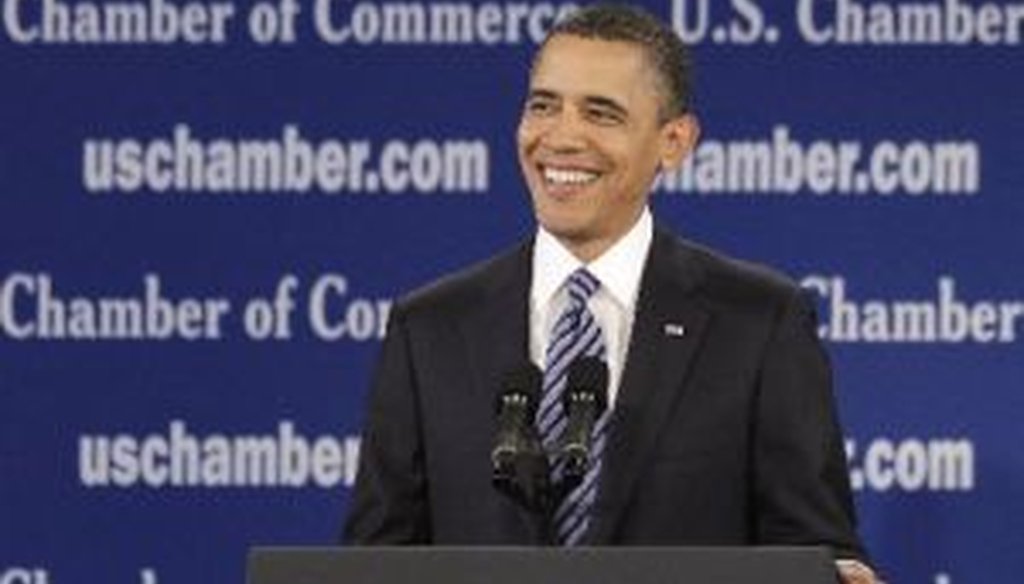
[658,114,700,171]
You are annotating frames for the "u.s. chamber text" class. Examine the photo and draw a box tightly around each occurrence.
[3,272,1021,344]
[78,125,981,198]
[0,273,390,342]
[4,0,1021,47]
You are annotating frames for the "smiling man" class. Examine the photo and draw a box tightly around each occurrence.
[519,32,696,263]
[345,4,875,583]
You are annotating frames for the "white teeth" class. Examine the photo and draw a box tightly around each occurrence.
[543,167,598,186]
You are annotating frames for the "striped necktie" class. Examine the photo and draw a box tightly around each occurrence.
[536,267,610,545]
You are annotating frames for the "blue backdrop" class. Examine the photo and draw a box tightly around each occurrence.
[3,1,1023,582]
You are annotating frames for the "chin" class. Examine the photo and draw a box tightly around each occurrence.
[537,215,591,242]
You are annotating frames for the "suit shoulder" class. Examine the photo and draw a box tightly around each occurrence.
[666,234,803,311]
[392,243,527,320]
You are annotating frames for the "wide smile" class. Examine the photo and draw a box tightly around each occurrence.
[538,164,602,194]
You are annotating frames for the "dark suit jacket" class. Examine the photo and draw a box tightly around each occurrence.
[344,228,867,561]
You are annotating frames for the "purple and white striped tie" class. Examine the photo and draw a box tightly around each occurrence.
[536,268,611,546]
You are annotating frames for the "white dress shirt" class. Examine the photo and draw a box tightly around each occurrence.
[529,208,653,408]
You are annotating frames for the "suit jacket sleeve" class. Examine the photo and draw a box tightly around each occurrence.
[753,289,867,561]
[343,302,432,544]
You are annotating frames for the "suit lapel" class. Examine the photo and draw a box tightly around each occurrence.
[461,243,533,404]
[459,242,549,541]
[589,230,711,544]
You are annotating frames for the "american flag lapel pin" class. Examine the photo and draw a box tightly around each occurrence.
[663,323,686,338]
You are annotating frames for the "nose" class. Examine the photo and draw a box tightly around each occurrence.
[540,108,587,152]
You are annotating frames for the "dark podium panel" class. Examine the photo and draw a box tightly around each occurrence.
[248,547,839,584]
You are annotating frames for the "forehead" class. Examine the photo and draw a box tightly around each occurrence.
[530,35,660,105]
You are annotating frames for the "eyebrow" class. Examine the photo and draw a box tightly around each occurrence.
[527,89,559,101]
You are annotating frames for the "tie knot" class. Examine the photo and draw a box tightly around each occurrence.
[566,268,600,304]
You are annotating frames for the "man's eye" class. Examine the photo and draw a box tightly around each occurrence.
[588,108,623,124]
[525,98,559,116]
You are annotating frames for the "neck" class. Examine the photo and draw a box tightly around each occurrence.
[560,237,614,263]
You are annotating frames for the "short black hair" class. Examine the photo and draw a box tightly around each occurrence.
[537,3,694,122]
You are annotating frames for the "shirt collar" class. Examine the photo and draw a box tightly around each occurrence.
[531,207,653,310]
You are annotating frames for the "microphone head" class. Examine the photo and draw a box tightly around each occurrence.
[565,357,608,412]
[495,363,542,416]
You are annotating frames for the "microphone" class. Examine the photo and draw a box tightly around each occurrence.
[491,364,549,511]
[561,357,609,483]
[492,363,541,478]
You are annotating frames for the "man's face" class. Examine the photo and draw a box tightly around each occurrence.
[517,35,696,259]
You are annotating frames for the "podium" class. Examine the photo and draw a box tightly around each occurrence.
[248,547,840,584]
